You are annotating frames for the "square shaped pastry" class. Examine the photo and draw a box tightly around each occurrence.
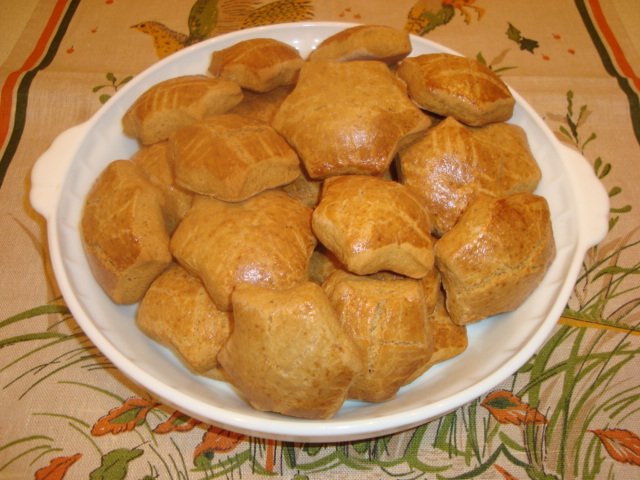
[396,53,515,126]
[218,282,362,419]
[312,175,434,278]
[122,75,243,145]
[308,24,411,64]
[170,191,316,311]
[81,160,172,304]
[169,114,300,202]
[272,60,432,178]
[434,193,556,325]
[323,270,434,402]
[208,38,304,92]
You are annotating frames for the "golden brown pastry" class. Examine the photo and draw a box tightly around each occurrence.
[419,268,442,315]
[434,192,556,325]
[323,270,434,402]
[369,268,440,316]
[281,165,322,208]
[130,142,193,232]
[81,160,172,304]
[218,282,363,419]
[471,122,542,195]
[396,53,515,126]
[426,292,468,366]
[308,24,411,64]
[208,38,304,92]
[170,191,316,311]
[228,85,294,123]
[122,75,243,145]
[312,175,434,278]
[308,246,342,285]
[168,114,300,202]
[137,264,231,380]
[405,290,468,383]
[398,117,541,236]
[272,60,432,178]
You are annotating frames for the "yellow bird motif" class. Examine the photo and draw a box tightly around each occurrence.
[242,0,314,28]
[131,21,190,59]
[132,0,314,59]
[405,0,484,35]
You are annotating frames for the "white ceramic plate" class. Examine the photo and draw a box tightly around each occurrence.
[30,22,609,442]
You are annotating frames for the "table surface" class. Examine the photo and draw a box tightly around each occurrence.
[2,1,639,479]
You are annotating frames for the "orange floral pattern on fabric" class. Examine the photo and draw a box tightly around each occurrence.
[481,390,548,425]
[34,453,82,480]
[194,426,247,459]
[153,410,202,433]
[91,397,158,436]
[591,428,640,466]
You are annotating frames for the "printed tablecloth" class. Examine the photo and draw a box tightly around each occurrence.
[1,1,639,478]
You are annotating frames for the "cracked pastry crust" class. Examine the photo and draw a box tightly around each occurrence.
[272,60,432,178]
[312,175,435,278]
[434,192,556,325]
[218,282,363,419]
[397,53,515,126]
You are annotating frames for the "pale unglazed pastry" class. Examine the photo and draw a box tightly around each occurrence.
[208,38,304,92]
[434,192,556,325]
[169,114,300,202]
[81,160,172,304]
[218,282,363,419]
[323,270,434,402]
[312,175,435,278]
[308,24,411,64]
[137,264,231,380]
[170,191,316,311]
[397,53,515,126]
[130,142,193,233]
[122,75,243,145]
[272,60,432,178]
[398,117,541,236]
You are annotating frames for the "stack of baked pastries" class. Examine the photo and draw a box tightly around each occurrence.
[80,24,555,419]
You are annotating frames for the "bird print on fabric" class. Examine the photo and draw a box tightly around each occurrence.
[405,0,484,35]
[132,0,314,58]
